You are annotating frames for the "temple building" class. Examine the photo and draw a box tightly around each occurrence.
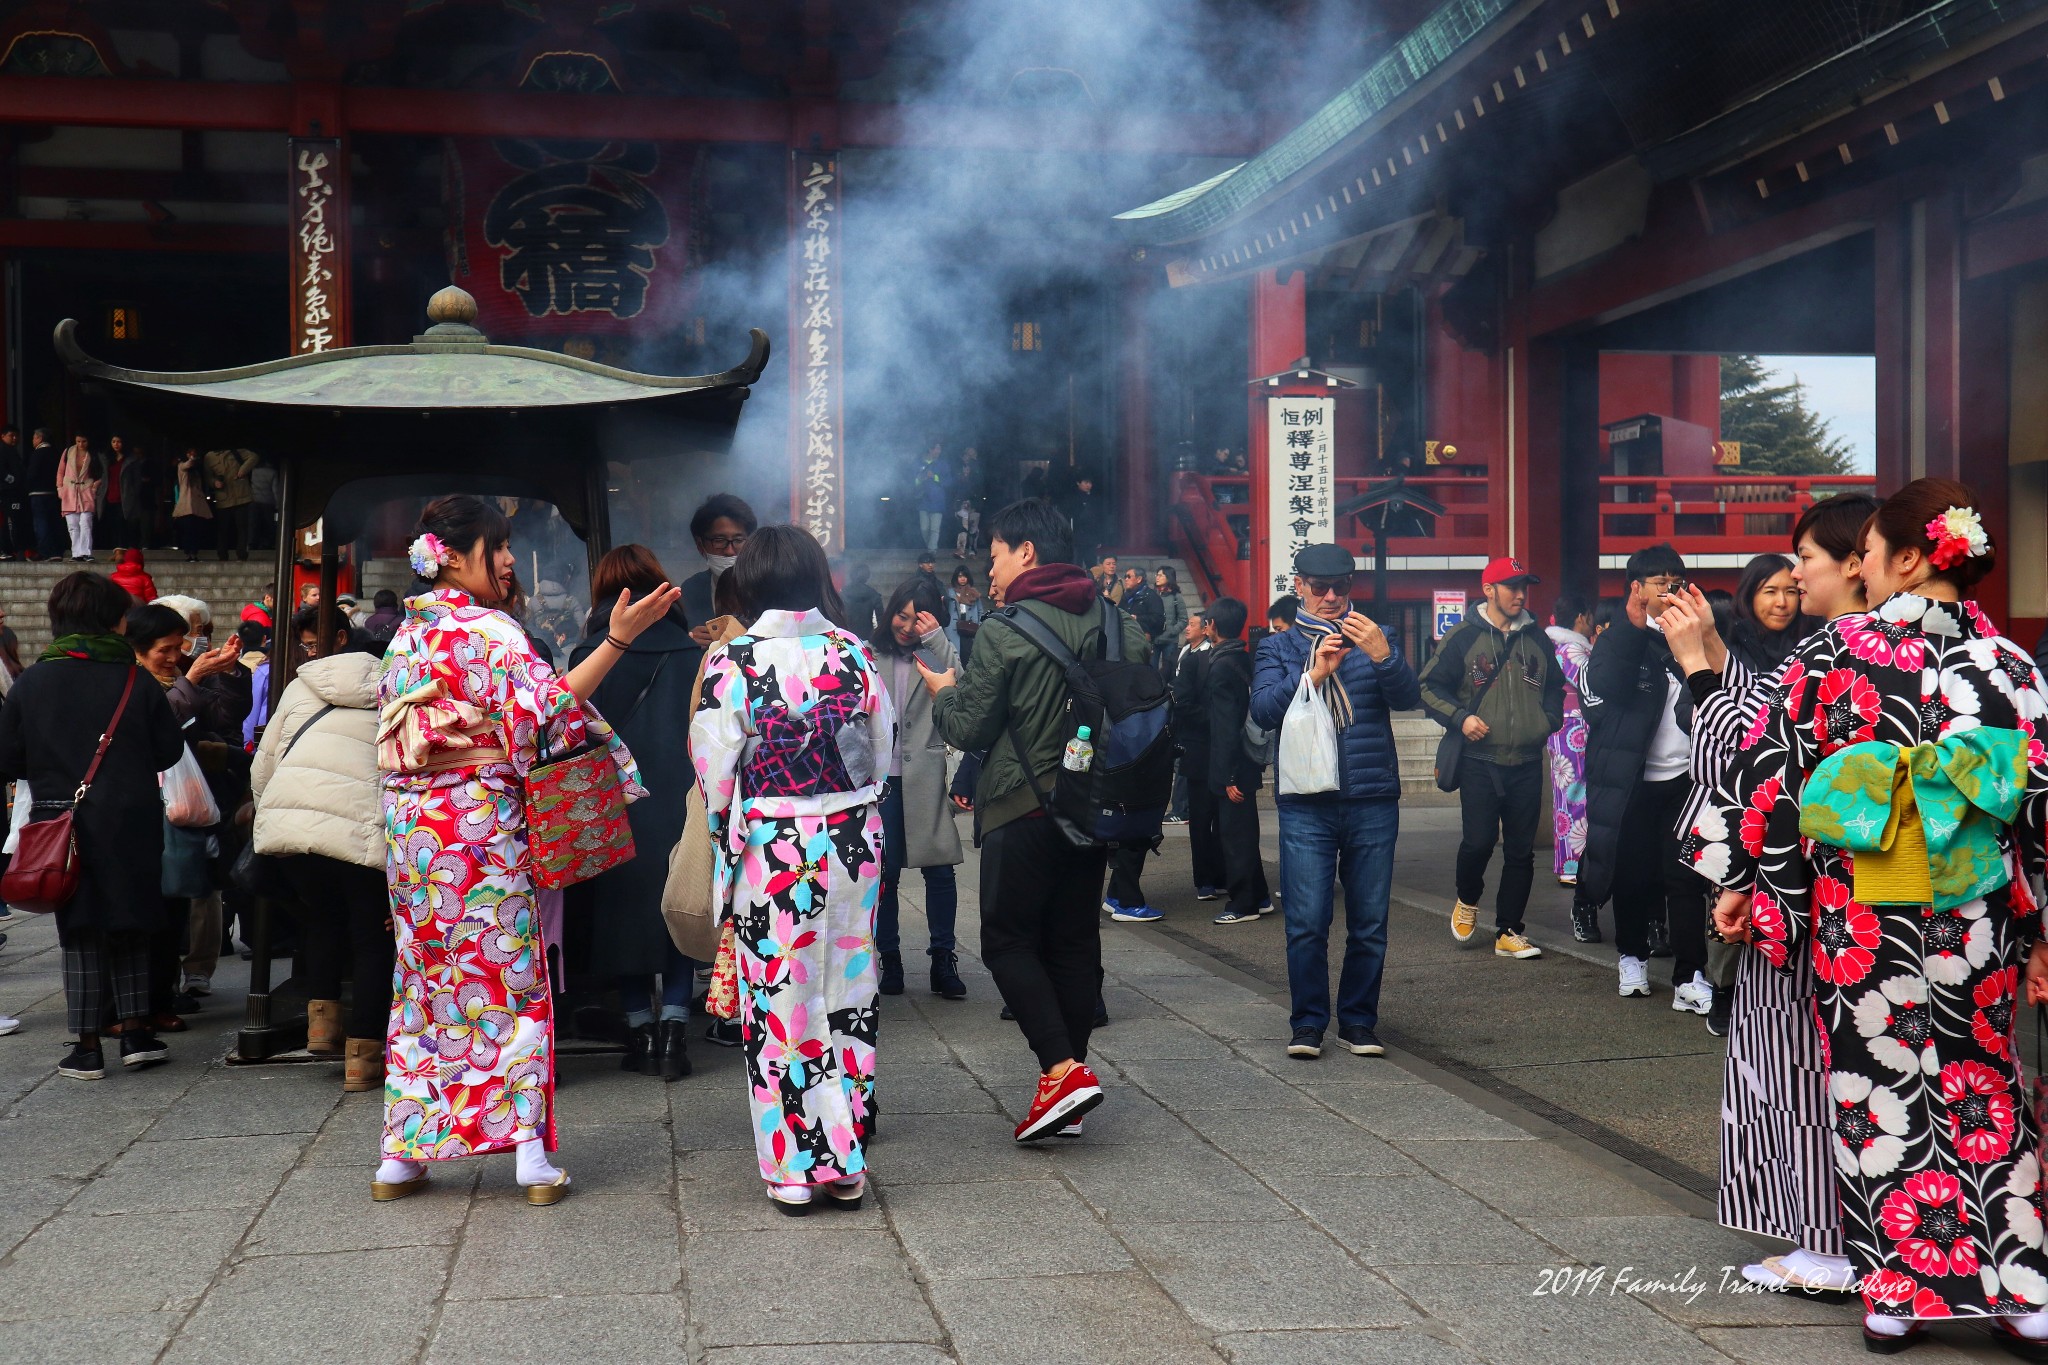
[0,1,2043,651]
[1122,0,2048,651]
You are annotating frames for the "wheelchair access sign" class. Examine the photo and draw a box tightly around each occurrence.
[1432,591,1466,641]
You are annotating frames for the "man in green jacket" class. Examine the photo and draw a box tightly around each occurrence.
[1418,556,1566,960]
[917,496,1150,1143]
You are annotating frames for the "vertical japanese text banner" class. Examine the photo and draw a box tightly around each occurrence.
[289,137,348,353]
[792,154,843,551]
[1267,395,1335,599]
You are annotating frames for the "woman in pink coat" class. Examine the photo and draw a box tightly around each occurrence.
[57,436,101,562]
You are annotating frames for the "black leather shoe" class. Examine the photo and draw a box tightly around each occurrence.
[878,951,905,996]
[930,952,966,1000]
[1646,917,1672,958]
[58,1044,106,1080]
[621,1022,656,1075]
[703,1017,743,1048]
[658,1019,692,1082]
[1706,985,1733,1039]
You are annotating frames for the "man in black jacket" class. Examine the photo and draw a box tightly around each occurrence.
[1169,610,1227,899]
[0,425,24,560]
[1117,566,1164,644]
[1580,544,1709,1011]
[1197,598,1271,925]
[26,428,62,561]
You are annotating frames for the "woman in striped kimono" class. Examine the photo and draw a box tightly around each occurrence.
[1698,479,2048,1352]
[1665,498,1875,1296]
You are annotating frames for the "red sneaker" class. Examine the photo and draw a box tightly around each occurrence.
[1014,1064,1103,1143]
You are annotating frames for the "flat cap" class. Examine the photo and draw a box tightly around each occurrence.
[1292,543,1356,577]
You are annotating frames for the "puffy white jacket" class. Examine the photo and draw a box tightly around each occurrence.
[251,652,382,869]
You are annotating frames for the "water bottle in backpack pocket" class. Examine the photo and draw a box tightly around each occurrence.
[998,602,1176,849]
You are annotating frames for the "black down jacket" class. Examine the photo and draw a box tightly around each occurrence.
[1577,619,1687,907]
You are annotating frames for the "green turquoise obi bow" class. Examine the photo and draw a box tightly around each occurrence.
[1798,729,2028,910]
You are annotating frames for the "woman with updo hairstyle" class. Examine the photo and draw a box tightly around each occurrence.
[1694,478,2048,1349]
[372,495,678,1206]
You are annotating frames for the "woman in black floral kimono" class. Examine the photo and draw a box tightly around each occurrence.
[1702,479,2048,1352]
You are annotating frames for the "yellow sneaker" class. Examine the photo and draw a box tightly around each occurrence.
[1495,930,1543,960]
[1450,901,1479,943]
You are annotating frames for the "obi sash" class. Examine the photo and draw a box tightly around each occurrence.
[377,677,509,775]
[1798,728,2029,910]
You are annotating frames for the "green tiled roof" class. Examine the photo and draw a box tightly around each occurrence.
[1115,0,1526,243]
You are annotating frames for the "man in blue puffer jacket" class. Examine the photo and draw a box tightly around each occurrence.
[1250,543,1421,1061]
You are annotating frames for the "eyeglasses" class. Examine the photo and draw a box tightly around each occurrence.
[1642,575,1687,594]
[1303,576,1353,599]
[701,533,748,553]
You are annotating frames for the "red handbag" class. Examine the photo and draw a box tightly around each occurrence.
[3,668,135,914]
[524,736,635,890]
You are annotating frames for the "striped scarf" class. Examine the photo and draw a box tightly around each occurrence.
[1290,614,1356,730]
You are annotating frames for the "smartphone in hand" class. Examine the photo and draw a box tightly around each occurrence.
[912,647,947,673]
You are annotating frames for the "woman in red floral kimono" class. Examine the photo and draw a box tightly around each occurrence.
[1702,479,2048,1352]
[371,495,677,1206]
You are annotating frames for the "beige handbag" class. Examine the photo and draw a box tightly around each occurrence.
[662,615,744,960]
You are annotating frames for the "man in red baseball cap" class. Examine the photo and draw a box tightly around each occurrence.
[1418,554,1565,960]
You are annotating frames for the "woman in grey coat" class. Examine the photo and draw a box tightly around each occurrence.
[1154,566,1188,671]
[871,577,966,999]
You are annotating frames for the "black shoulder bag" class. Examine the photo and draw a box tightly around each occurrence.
[1433,631,1505,794]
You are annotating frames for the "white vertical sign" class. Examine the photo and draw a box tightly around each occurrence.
[1268,395,1335,598]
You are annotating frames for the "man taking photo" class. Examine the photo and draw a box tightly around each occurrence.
[920,497,1152,1141]
[1250,543,1420,1061]
[1418,557,1563,961]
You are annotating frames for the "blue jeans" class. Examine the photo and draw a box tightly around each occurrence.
[620,937,694,1027]
[877,781,958,958]
[1276,797,1398,1035]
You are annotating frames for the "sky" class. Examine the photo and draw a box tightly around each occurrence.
[1760,354,1876,474]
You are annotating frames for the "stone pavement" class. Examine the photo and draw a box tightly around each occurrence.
[0,863,2016,1363]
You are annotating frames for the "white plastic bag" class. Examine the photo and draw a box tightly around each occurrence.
[1276,670,1341,796]
[161,745,221,829]
[3,779,30,856]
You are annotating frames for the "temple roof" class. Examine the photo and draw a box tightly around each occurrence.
[55,286,771,413]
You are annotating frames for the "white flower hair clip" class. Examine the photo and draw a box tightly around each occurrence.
[408,532,452,578]
[1925,506,1989,572]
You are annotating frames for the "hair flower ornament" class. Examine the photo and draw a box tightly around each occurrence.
[408,532,452,578]
[1925,506,1989,571]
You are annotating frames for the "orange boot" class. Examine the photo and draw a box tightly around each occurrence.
[306,999,344,1056]
[343,1038,384,1093]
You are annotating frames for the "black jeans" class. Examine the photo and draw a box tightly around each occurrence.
[149,896,192,1018]
[215,502,251,557]
[980,815,1108,1071]
[1185,766,1226,891]
[1217,787,1270,915]
[30,493,63,559]
[281,855,395,1039]
[1611,775,1706,985]
[1454,758,1542,934]
[1107,842,1150,909]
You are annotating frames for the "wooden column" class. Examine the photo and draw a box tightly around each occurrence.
[1247,268,1306,606]
[1875,190,1964,487]
[1115,270,1153,552]
[790,146,843,551]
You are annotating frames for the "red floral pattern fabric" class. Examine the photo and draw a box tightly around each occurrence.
[377,589,600,1160]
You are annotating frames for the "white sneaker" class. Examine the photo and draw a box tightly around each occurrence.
[1618,956,1650,997]
[1671,973,1713,1015]
[0,1014,19,1036]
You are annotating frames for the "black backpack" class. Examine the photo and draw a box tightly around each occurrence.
[995,600,1176,849]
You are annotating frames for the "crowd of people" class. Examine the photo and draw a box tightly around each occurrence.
[0,427,278,564]
[2,470,2047,1353]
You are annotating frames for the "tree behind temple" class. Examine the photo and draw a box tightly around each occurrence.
[1719,354,1855,476]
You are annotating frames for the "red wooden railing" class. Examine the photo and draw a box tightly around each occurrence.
[1169,469,1879,601]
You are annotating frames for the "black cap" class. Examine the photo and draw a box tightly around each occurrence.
[1292,543,1355,577]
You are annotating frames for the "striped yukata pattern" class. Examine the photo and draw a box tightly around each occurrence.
[1678,652,1845,1254]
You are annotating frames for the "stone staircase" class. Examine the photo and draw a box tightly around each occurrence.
[1392,712,1456,803]
[0,556,275,657]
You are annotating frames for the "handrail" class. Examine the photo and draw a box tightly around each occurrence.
[1169,502,1228,602]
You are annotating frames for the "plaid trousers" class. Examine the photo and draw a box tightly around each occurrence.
[62,932,151,1034]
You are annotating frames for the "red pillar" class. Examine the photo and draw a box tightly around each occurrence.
[1116,271,1152,551]
[1247,268,1305,607]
